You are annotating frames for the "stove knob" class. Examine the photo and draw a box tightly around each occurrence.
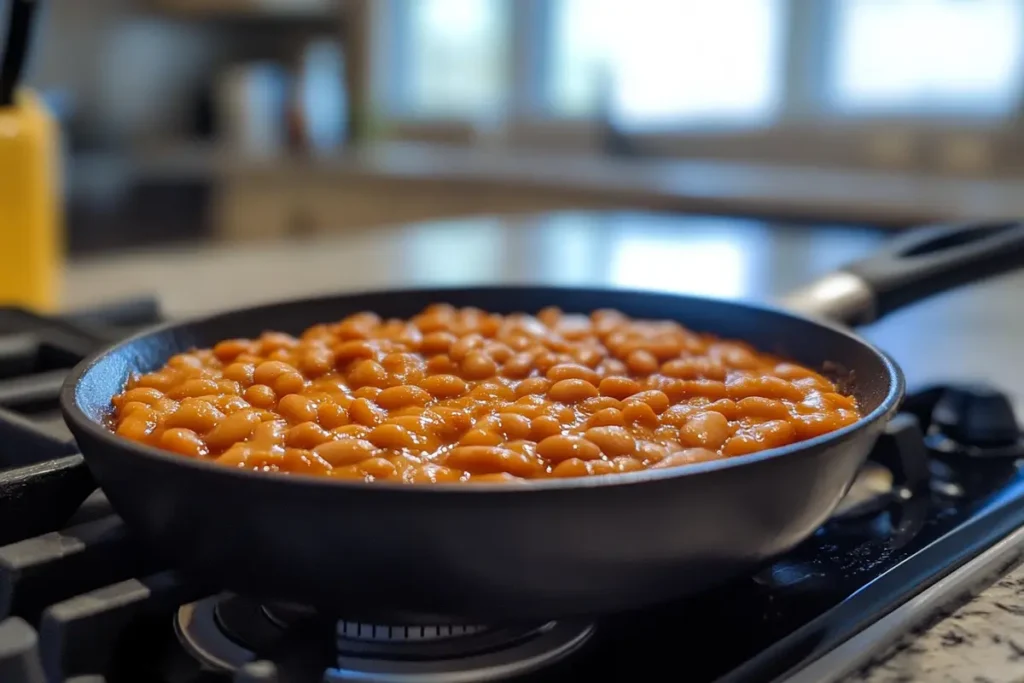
[931,383,1020,447]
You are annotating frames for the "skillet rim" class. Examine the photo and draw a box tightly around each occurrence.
[60,284,905,494]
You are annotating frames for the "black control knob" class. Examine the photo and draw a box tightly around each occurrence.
[931,383,1020,447]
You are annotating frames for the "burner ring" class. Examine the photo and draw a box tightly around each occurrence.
[337,620,555,660]
[176,595,595,682]
[176,596,256,671]
[331,620,594,683]
[339,620,488,643]
[261,601,317,629]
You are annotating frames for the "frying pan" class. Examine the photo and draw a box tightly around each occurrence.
[61,220,1024,621]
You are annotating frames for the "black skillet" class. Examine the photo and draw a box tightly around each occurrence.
[61,220,1024,621]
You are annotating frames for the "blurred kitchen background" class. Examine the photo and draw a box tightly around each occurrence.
[28,0,1024,255]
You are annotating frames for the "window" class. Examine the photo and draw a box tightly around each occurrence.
[546,0,785,129]
[374,0,1024,171]
[396,0,510,119]
[829,0,1024,116]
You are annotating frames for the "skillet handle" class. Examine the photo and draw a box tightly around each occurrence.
[781,220,1024,326]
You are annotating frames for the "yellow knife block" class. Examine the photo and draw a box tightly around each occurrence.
[0,89,62,312]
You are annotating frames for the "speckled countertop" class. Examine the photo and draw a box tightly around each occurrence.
[61,212,1024,681]
[847,570,1024,683]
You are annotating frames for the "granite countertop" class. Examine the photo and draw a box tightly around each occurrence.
[848,571,1024,683]
[61,211,1024,681]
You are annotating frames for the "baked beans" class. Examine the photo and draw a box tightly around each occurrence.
[109,305,860,483]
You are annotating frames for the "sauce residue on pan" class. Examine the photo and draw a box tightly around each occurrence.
[109,305,860,483]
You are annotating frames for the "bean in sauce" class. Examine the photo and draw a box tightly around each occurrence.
[108,305,860,483]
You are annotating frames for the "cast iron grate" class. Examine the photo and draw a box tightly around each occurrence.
[0,299,176,683]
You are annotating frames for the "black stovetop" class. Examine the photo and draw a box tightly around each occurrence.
[2,300,1024,683]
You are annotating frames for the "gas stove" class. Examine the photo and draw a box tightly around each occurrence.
[3,301,1024,683]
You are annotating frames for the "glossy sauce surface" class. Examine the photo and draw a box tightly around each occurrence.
[109,305,860,483]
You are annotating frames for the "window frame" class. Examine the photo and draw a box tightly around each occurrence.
[368,0,1024,173]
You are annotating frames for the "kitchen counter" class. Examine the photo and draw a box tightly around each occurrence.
[218,141,1024,227]
[849,570,1024,682]
[61,211,1024,681]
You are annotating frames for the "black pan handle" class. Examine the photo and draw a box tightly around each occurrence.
[781,220,1024,326]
